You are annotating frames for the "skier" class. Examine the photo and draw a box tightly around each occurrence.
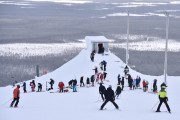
[99,83,106,101]
[48,78,54,91]
[115,85,122,98]
[80,76,85,87]
[156,86,171,113]
[68,79,73,87]
[58,81,65,93]
[37,83,42,92]
[128,74,133,90]
[124,65,129,75]
[90,50,95,62]
[132,79,136,90]
[145,81,149,92]
[117,74,121,85]
[121,77,125,91]
[23,82,27,93]
[153,79,158,93]
[30,80,36,92]
[142,80,146,92]
[86,77,90,88]
[99,61,103,70]
[91,75,95,87]
[100,85,119,110]
[99,73,104,83]
[103,60,107,71]
[103,72,107,80]
[72,79,77,92]
[136,76,141,88]
[93,67,98,75]
[10,85,20,108]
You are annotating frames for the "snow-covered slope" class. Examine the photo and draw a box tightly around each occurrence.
[1,49,180,120]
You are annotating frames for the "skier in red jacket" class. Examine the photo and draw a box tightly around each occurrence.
[10,85,20,107]
[58,82,65,93]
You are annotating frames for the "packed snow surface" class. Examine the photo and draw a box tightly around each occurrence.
[0,49,180,120]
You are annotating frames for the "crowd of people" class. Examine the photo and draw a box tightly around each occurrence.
[10,57,171,113]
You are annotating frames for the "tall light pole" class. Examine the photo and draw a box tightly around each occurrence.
[164,11,169,84]
[126,10,130,66]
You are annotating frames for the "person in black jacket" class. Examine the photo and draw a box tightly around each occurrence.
[48,78,54,91]
[121,77,124,91]
[80,76,85,87]
[99,83,106,101]
[37,83,42,92]
[153,79,157,93]
[115,85,122,98]
[100,85,119,110]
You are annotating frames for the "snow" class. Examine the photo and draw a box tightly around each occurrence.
[1,47,180,120]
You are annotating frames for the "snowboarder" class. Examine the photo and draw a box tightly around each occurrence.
[153,79,158,93]
[72,79,77,92]
[80,76,85,87]
[156,86,171,113]
[100,85,119,110]
[58,81,65,93]
[99,83,106,101]
[10,85,20,108]
[115,85,122,98]
[37,83,42,92]
[23,82,27,93]
[30,80,36,92]
[48,78,54,91]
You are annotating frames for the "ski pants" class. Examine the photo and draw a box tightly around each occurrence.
[157,98,171,112]
[100,99,119,109]
[10,97,19,107]
[73,85,77,92]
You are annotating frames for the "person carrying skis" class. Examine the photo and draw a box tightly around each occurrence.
[10,85,20,108]
[30,80,36,92]
[58,81,65,93]
[99,83,106,101]
[100,85,119,110]
[156,86,171,113]
[80,76,85,87]
[153,79,158,93]
[37,83,42,92]
[115,84,122,98]
[23,82,27,93]
[48,78,54,91]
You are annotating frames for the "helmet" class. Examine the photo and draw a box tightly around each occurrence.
[17,85,20,88]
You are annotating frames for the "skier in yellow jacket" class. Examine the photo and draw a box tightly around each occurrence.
[156,86,171,113]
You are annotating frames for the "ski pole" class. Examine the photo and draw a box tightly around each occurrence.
[1,98,13,107]
[151,101,159,110]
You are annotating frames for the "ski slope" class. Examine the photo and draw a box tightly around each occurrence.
[1,49,180,120]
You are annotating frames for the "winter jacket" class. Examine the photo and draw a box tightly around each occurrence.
[58,82,64,89]
[13,87,20,98]
[142,80,146,87]
[115,86,121,95]
[159,90,167,98]
[99,85,106,94]
[104,87,115,101]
